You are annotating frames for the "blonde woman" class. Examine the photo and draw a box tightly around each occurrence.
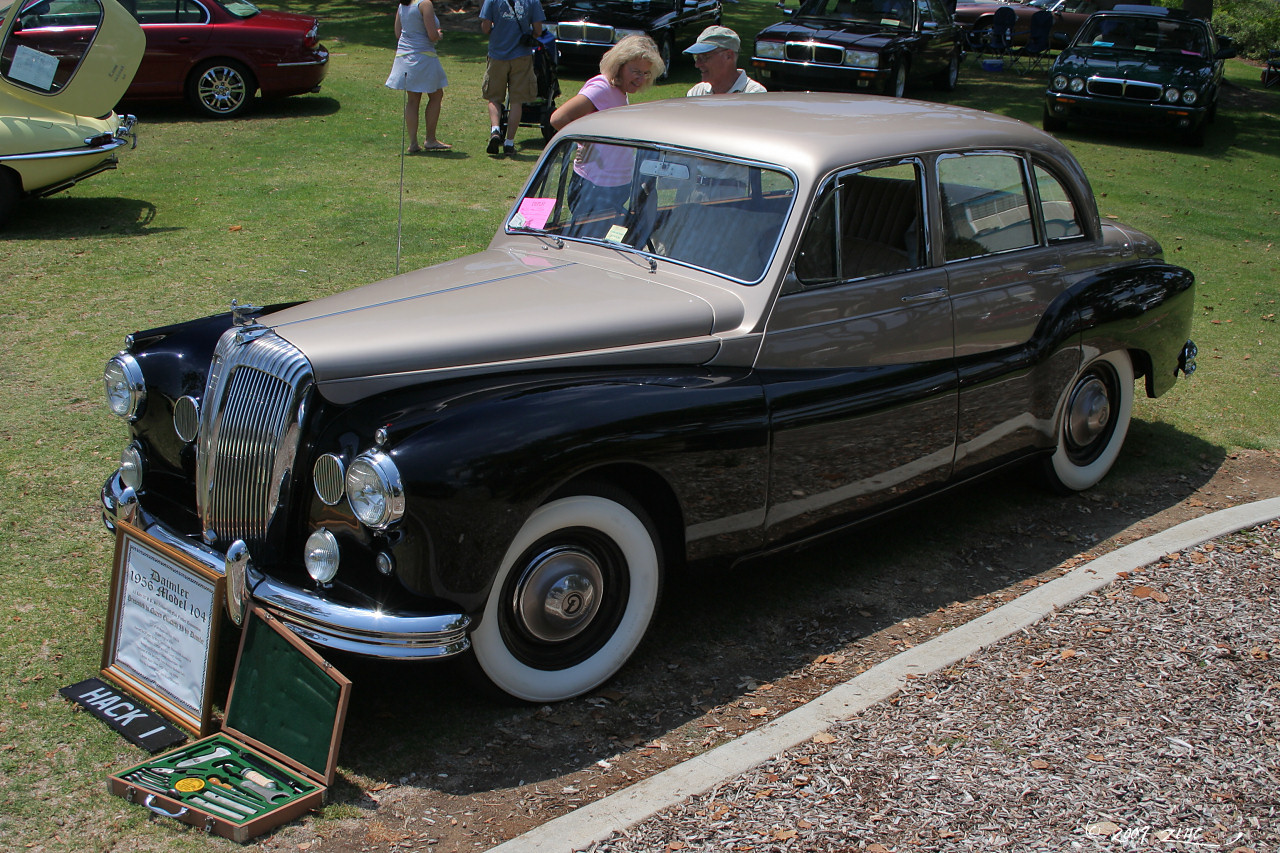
[385,0,450,152]
[549,35,663,224]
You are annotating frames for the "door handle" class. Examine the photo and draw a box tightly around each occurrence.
[1028,264,1065,276]
[900,287,948,304]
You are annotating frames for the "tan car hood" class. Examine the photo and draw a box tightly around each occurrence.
[265,249,722,404]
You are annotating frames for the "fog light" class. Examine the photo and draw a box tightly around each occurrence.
[120,442,145,490]
[376,551,395,576]
[305,528,340,584]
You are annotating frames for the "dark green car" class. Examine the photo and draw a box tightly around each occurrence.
[1043,6,1234,146]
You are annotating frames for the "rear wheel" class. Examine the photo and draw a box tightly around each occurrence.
[1042,351,1134,493]
[471,490,663,702]
[187,60,255,118]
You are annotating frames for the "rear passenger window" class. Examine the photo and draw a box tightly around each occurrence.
[1034,163,1084,241]
[795,160,925,286]
[938,153,1037,261]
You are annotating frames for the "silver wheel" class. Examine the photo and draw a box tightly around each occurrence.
[472,493,662,702]
[1044,351,1134,492]
[188,60,254,118]
[934,51,959,91]
[886,60,908,97]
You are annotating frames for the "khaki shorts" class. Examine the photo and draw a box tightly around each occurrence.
[482,55,538,105]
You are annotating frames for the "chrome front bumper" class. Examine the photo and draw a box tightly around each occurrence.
[101,473,470,660]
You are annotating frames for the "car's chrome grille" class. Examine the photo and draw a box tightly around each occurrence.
[196,327,313,551]
[784,41,845,65]
[1086,77,1162,101]
[557,22,613,44]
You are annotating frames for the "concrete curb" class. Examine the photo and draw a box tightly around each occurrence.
[490,496,1280,853]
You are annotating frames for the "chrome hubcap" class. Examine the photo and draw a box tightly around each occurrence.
[1066,376,1111,449]
[513,546,603,643]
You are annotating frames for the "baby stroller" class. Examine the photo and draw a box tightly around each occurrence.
[500,30,561,142]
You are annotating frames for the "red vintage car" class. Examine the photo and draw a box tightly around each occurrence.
[7,0,328,117]
[955,0,1102,48]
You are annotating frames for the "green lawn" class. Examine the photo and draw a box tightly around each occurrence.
[0,1,1277,848]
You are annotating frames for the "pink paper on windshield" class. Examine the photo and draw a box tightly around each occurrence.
[514,197,556,230]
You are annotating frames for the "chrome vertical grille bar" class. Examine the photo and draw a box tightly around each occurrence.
[196,327,314,550]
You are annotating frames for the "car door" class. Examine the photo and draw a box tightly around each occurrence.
[128,0,213,99]
[0,0,143,114]
[758,159,957,544]
[938,150,1085,473]
[913,0,956,76]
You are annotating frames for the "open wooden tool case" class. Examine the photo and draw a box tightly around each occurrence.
[109,606,351,842]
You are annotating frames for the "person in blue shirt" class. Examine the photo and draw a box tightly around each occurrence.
[479,0,546,156]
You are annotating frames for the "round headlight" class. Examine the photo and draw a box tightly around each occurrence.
[1068,77,1085,93]
[1163,87,1180,104]
[305,528,340,584]
[1052,74,1068,90]
[1181,89,1198,105]
[345,450,405,529]
[119,442,145,491]
[756,41,784,60]
[104,354,145,420]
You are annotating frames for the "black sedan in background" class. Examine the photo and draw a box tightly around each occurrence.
[752,0,960,96]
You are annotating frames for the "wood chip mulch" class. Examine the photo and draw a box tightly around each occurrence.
[583,520,1280,853]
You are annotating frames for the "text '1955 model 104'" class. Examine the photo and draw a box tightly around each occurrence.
[101,94,1197,702]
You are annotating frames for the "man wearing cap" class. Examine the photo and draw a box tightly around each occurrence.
[683,26,766,96]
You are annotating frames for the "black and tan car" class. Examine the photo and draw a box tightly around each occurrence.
[101,94,1197,703]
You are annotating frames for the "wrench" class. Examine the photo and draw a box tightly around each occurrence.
[175,745,232,768]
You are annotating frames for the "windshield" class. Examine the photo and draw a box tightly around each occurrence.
[1077,16,1209,55]
[794,0,913,26]
[512,139,796,284]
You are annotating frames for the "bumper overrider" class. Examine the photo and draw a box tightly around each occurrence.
[101,472,471,660]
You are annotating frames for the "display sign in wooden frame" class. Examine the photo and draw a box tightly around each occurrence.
[101,521,224,736]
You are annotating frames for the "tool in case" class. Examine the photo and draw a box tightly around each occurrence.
[109,605,350,842]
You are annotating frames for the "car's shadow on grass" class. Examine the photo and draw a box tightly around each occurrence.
[326,420,1225,808]
[117,95,342,125]
[2,197,175,238]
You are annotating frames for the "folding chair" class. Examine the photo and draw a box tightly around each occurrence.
[1264,49,1280,89]
[1012,9,1054,74]
[986,6,1017,62]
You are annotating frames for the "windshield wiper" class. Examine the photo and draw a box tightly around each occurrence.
[508,225,564,249]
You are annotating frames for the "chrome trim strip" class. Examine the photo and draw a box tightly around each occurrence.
[101,473,471,660]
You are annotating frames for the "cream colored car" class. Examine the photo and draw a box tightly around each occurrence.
[0,0,142,225]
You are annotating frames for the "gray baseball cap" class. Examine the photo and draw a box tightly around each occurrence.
[683,25,740,55]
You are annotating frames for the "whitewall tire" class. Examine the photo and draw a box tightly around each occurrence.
[472,493,662,702]
[1044,350,1134,492]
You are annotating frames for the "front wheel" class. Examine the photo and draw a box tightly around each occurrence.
[1042,351,1134,493]
[885,60,908,98]
[934,50,959,91]
[471,492,663,702]
[187,60,255,118]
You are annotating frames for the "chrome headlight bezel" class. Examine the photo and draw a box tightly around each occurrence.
[755,41,784,60]
[844,49,879,69]
[344,450,405,530]
[104,354,146,421]
[1052,74,1068,90]
[1068,77,1085,93]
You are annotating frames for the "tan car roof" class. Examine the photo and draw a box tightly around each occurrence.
[558,92,1074,185]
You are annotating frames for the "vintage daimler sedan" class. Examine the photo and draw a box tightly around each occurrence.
[101,95,1197,703]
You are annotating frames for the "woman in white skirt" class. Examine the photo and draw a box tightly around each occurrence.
[386,0,450,151]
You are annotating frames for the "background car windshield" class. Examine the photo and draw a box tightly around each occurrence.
[795,0,912,24]
[1078,16,1207,55]
[219,0,259,19]
[513,139,795,283]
